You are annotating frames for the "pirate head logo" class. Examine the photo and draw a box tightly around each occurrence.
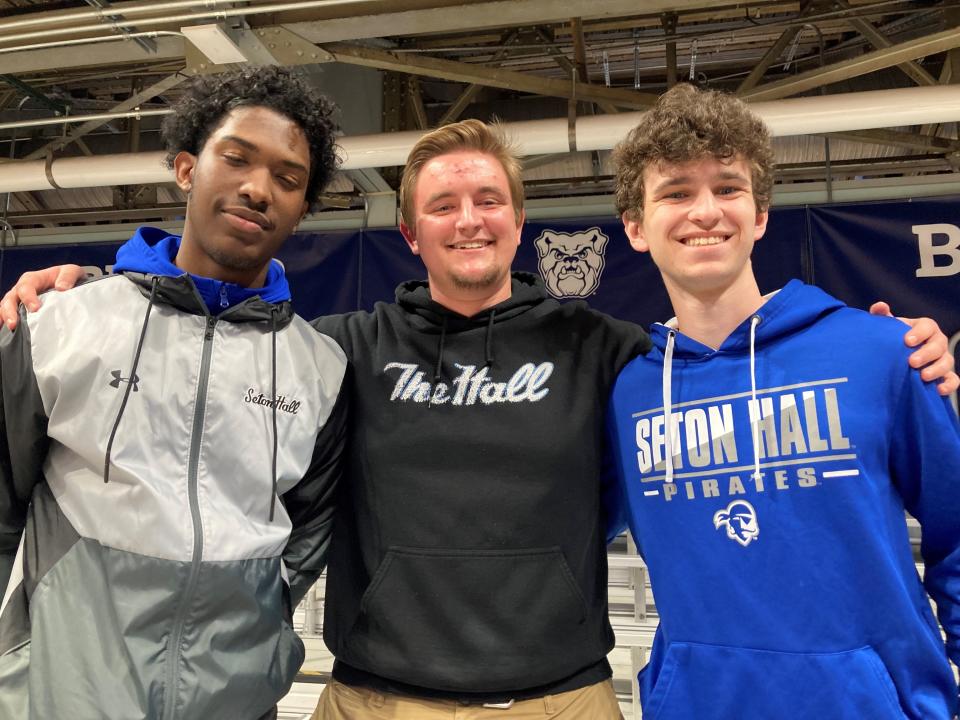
[713,500,759,547]
[534,227,609,299]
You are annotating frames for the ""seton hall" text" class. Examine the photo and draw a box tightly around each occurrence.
[635,383,851,475]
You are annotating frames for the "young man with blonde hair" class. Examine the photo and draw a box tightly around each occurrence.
[310,118,647,718]
[608,83,960,720]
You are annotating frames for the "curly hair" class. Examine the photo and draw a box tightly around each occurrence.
[613,83,774,220]
[161,66,339,206]
[400,119,523,227]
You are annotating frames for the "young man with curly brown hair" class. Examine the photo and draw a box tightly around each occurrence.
[608,83,960,720]
[0,66,348,720]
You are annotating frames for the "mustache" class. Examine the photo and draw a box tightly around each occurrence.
[216,199,274,230]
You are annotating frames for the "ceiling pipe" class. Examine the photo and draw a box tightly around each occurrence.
[0,85,959,193]
[0,0,382,33]
[342,84,960,164]
[0,0,378,46]
[0,108,171,132]
[0,30,182,57]
[0,0,227,32]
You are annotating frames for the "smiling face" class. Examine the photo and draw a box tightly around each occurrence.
[623,155,768,302]
[174,105,310,287]
[400,150,523,313]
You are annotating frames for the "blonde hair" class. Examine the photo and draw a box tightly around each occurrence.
[400,119,524,226]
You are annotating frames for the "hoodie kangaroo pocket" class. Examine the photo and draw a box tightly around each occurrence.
[645,642,906,720]
[343,546,600,691]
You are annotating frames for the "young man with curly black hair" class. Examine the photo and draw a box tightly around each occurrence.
[0,66,348,720]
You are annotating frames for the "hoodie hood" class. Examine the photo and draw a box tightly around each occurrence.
[395,271,547,333]
[112,226,291,315]
[648,280,846,484]
[395,272,549,381]
[647,279,846,360]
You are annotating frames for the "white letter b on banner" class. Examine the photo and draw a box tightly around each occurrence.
[914,223,960,277]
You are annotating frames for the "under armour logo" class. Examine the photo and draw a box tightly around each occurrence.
[713,500,759,547]
[109,370,140,392]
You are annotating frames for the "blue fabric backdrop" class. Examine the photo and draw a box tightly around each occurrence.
[3,198,958,365]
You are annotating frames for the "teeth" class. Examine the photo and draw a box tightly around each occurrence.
[453,241,488,249]
[684,236,726,247]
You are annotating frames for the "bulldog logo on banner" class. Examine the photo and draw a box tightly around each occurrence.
[534,227,609,299]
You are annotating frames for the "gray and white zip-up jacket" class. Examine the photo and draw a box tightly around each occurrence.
[0,271,348,720]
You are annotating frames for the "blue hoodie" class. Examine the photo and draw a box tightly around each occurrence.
[112,226,290,314]
[608,280,960,720]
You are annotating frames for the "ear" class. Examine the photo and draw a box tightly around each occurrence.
[514,208,525,246]
[173,151,197,194]
[399,222,419,255]
[621,212,649,253]
[754,208,769,242]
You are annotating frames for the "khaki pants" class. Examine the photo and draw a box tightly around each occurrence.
[310,678,623,720]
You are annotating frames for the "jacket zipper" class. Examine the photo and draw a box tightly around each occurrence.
[163,315,217,720]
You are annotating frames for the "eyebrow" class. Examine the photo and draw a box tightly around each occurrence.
[423,185,507,206]
[652,170,750,194]
[219,134,309,174]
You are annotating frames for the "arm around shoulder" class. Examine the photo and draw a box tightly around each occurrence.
[1,265,86,331]
[280,366,350,606]
[889,364,960,667]
[0,311,51,590]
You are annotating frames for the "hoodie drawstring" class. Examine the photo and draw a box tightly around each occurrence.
[104,276,160,484]
[268,307,279,521]
[484,309,496,368]
[428,309,495,407]
[432,315,448,385]
[662,330,676,483]
[661,315,762,485]
[428,316,449,409]
[749,315,762,484]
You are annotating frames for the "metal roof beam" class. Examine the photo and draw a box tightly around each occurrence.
[0,74,68,115]
[438,29,518,126]
[837,0,937,86]
[0,36,184,76]
[405,76,428,130]
[284,0,707,44]
[824,128,960,154]
[742,23,960,101]
[322,41,659,110]
[24,72,184,161]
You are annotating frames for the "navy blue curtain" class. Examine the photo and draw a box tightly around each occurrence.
[3,198,958,362]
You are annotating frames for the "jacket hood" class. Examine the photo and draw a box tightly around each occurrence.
[105,228,296,519]
[113,226,291,315]
[395,271,548,334]
[647,279,846,360]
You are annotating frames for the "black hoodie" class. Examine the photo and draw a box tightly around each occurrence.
[312,272,651,700]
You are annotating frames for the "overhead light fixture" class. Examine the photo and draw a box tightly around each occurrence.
[180,23,248,65]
